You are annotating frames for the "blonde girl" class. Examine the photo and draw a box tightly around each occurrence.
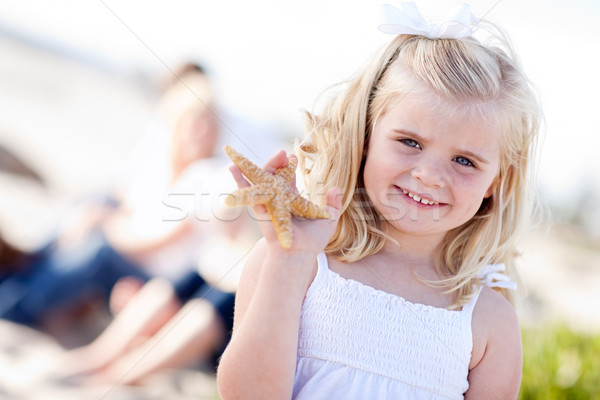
[218,3,540,399]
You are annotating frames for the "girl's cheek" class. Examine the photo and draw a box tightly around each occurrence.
[453,174,494,201]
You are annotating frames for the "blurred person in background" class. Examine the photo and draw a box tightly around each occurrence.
[54,263,237,385]
[0,63,264,349]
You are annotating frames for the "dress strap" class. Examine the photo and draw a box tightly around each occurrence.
[306,252,329,296]
[316,252,329,272]
[461,285,483,316]
[462,263,516,317]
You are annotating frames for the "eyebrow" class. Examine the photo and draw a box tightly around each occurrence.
[393,129,491,165]
[455,149,490,165]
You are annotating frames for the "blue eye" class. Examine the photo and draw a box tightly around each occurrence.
[400,139,421,149]
[453,156,474,167]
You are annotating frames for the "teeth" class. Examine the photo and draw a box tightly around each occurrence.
[400,188,439,206]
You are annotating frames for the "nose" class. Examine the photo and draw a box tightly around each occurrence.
[410,156,446,189]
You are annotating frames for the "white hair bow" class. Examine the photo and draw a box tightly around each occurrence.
[477,263,518,290]
[378,2,477,39]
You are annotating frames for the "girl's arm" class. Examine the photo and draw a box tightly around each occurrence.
[216,150,341,400]
[217,239,318,400]
[465,287,523,400]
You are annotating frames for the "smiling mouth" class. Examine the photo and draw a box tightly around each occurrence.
[399,188,440,206]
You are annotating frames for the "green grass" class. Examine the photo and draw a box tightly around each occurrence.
[520,324,600,399]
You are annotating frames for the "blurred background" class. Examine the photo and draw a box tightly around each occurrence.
[0,0,598,398]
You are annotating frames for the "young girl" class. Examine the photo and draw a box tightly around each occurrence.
[217,3,540,399]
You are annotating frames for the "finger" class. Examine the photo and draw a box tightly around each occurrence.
[229,165,269,217]
[326,187,342,210]
[324,187,343,222]
[229,166,251,188]
[227,165,268,217]
[262,150,289,174]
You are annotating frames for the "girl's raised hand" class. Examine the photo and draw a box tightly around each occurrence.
[228,149,342,257]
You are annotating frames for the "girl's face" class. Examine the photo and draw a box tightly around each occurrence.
[363,90,501,242]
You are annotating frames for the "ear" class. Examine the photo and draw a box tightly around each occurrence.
[484,179,497,199]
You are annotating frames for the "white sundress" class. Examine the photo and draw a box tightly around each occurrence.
[293,252,514,400]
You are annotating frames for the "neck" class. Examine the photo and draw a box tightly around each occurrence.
[380,227,446,269]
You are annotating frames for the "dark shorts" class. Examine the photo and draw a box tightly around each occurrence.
[173,270,235,369]
[0,230,152,326]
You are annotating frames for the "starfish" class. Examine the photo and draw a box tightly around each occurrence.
[224,145,330,249]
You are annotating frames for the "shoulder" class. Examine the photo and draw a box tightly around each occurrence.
[176,158,229,188]
[466,287,522,399]
[471,287,521,363]
[473,287,519,329]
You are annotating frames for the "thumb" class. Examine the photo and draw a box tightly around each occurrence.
[324,187,343,222]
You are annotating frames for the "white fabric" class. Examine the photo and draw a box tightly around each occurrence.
[293,253,483,400]
[120,158,231,279]
[378,2,477,39]
[109,105,284,280]
[477,263,517,290]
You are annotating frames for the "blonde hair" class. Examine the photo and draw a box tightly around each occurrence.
[296,24,541,307]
